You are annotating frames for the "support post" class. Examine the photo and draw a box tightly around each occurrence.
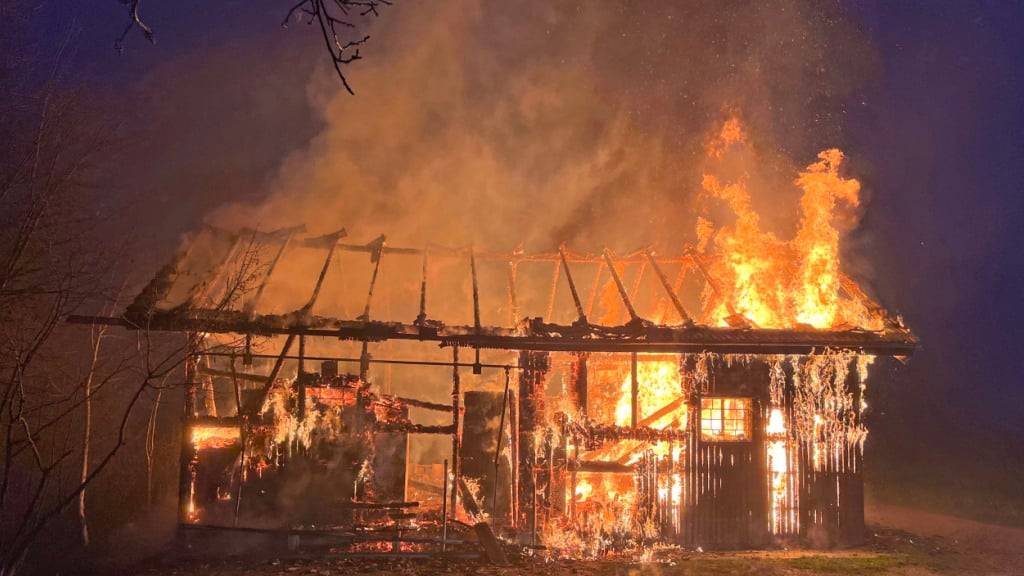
[178,333,200,525]
[631,352,639,428]
[231,356,246,526]
[517,350,549,539]
[470,248,482,374]
[415,248,428,325]
[506,260,519,327]
[450,346,461,522]
[492,367,511,523]
[570,352,588,418]
[441,458,449,552]
[297,334,306,421]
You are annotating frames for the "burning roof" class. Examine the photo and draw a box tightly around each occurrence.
[108,231,914,357]
[92,118,914,358]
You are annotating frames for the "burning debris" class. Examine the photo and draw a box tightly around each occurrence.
[69,119,915,561]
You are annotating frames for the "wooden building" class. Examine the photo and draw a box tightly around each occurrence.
[70,225,915,552]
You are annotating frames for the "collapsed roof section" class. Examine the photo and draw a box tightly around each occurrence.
[109,226,916,356]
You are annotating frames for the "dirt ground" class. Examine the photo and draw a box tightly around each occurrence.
[119,503,1024,576]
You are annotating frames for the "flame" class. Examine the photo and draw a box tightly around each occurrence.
[699,118,883,331]
[613,360,686,430]
[766,407,795,533]
[191,425,240,450]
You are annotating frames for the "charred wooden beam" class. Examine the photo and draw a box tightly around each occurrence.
[646,249,692,324]
[358,235,386,380]
[585,260,605,319]
[507,260,519,326]
[571,460,634,474]
[198,365,267,383]
[201,350,513,371]
[450,346,462,522]
[457,477,508,565]
[631,351,639,428]
[493,369,512,523]
[297,334,307,421]
[373,422,455,435]
[558,245,587,325]
[570,421,690,443]
[470,248,482,373]
[517,350,549,533]
[358,235,386,322]
[393,396,452,412]
[300,228,347,316]
[415,248,429,326]
[245,227,301,316]
[569,352,588,418]
[335,500,419,509]
[241,333,296,416]
[603,249,639,322]
[68,313,918,356]
[545,259,560,320]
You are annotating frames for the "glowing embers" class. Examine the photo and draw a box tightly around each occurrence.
[191,424,240,450]
[699,397,751,441]
[766,407,798,535]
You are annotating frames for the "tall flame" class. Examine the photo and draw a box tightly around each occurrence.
[699,118,881,330]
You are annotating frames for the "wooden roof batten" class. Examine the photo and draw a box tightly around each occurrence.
[72,227,917,358]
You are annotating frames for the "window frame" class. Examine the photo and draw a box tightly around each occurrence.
[699,396,753,442]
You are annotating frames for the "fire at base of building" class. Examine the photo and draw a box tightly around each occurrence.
[69,225,915,558]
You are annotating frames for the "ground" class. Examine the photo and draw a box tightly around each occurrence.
[122,503,1024,576]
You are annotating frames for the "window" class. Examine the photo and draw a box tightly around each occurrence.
[700,397,751,441]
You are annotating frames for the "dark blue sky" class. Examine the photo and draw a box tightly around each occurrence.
[30,2,1024,444]
[847,2,1024,440]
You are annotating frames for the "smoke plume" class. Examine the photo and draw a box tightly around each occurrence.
[209,1,877,253]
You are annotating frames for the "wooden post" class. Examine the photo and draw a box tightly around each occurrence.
[415,248,428,325]
[297,334,306,421]
[441,458,449,552]
[510,379,519,529]
[631,352,639,428]
[545,260,560,321]
[570,352,588,418]
[517,350,549,539]
[450,346,461,522]
[492,368,511,523]
[470,249,482,374]
[506,260,519,327]
[231,355,245,526]
[178,334,199,524]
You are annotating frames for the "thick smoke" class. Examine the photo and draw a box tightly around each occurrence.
[209,1,876,253]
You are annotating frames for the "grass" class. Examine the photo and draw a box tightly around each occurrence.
[581,553,919,575]
[782,554,912,574]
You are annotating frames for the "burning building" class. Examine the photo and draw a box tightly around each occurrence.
[71,125,916,557]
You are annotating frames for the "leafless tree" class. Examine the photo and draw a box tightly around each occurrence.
[116,0,392,94]
[0,12,269,571]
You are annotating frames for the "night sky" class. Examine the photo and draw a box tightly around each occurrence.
[27,1,1024,463]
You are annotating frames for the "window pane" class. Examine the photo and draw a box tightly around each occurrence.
[700,397,751,441]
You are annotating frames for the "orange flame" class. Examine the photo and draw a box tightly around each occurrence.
[191,425,240,450]
[699,118,882,331]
